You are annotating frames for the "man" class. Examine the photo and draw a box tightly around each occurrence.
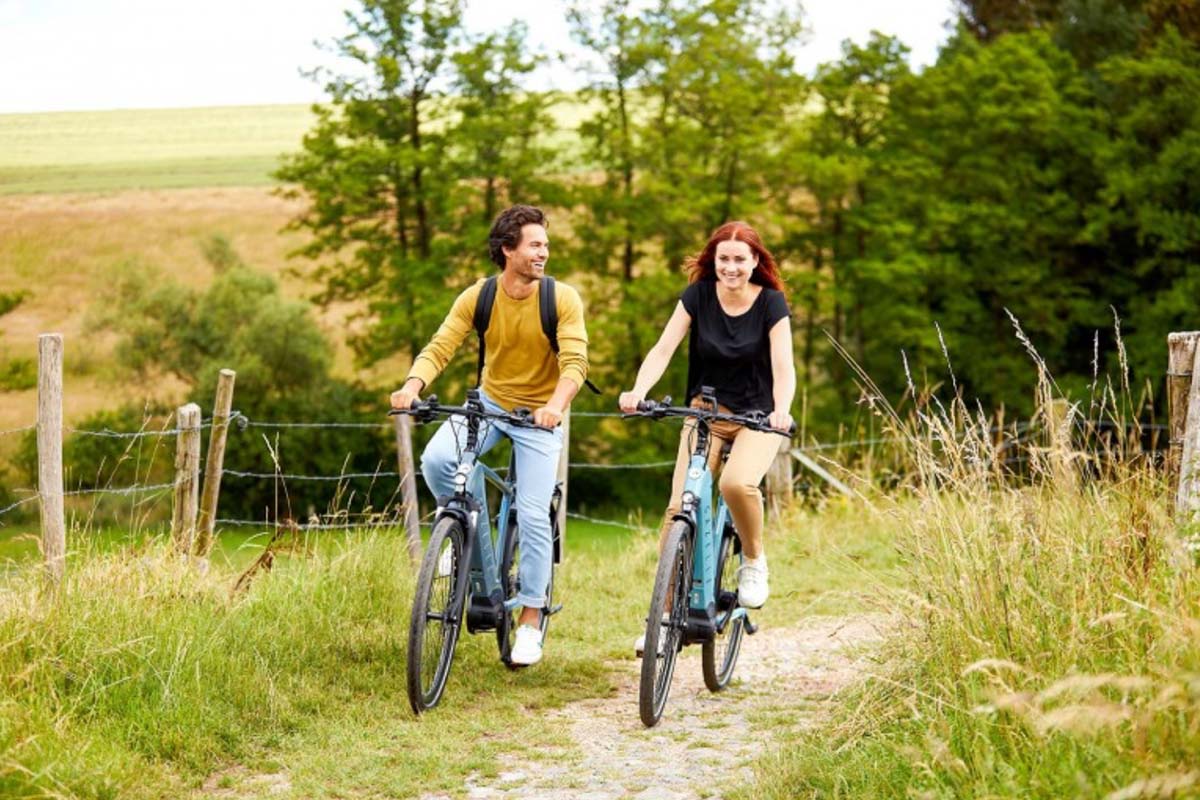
[390,204,589,666]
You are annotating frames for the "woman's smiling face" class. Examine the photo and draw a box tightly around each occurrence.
[714,239,758,290]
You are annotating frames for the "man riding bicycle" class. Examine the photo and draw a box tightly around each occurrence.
[390,204,590,666]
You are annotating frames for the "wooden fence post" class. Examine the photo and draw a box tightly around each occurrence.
[1167,332,1200,481]
[765,436,794,516]
[171,403,202,555]
[393,413,422,563]
[195,369,235,558]
[555,409,570,559]
[1176,341,1200,517]
[37,333,65,584]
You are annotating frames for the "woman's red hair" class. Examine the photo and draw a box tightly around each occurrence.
[685,221,785,293]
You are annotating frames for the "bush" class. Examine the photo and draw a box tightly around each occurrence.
[0,357,36,392]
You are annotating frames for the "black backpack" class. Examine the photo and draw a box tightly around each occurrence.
[472,275,600,394]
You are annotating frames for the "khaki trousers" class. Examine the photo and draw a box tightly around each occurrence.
[658,403,780,559]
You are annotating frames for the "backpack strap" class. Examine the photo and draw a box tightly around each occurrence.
[540,276,602,395]
[473,275,499,387]
[539,276,559,354]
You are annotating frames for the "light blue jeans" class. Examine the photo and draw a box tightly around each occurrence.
[420,390,562,609]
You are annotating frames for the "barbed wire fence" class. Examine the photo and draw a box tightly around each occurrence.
[3,337,1178,581]
[0,407,919,537]
[4,411,1145,532]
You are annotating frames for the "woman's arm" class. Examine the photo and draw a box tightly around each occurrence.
[767,317,796,432]
[618,301,692,412]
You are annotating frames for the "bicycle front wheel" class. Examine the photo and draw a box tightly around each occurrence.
[639,519,692,727]
[702,524,746,691]
[407,515,468,714]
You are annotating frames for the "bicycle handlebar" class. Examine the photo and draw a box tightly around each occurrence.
[626,396,796,438]
[387,394,551,431]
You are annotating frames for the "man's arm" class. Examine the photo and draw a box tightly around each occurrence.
[389,283,480,409]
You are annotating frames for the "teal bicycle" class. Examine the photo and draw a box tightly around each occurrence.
[625,388,794,727]
[389,389,562,714]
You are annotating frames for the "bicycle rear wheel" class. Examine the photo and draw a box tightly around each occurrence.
[702,524,746,691]
[639,519,692,727]
[498,516,555,666]
[407,515,468,714]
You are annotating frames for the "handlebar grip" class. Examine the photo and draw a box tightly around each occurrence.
[635,400,657,412]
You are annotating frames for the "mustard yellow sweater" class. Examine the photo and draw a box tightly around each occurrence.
[406,277,589,410]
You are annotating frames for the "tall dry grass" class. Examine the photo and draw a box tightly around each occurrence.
[742,318,1200,799]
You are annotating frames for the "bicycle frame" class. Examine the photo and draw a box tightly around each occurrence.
[674,421,749,642]
[438,421,519,632]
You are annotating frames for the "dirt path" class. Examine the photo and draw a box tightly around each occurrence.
[426,614,887,800]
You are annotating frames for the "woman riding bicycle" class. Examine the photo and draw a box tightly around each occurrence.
[618,221,795,623]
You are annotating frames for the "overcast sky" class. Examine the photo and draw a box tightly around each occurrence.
[0,0,955,114]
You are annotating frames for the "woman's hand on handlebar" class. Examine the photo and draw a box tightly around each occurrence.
[768,409,794,434]
[618,390,645,414]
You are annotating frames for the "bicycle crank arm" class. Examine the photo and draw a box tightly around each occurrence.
[744,615,758,635]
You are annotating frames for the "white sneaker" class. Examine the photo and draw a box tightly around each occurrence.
[436,545,454,577]
[737,558,769,609]
[510,624,544,666]
[634,633,667,657]
[634,614,671,656]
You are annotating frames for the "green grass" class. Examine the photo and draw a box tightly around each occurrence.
[0,505,900,798]
[739,388,1200,800]
[0,95,599,196]
[0,105,315,194]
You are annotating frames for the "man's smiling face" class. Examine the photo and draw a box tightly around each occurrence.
[504,223,549,281]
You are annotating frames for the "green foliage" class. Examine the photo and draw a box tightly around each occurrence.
[276,0,563,366]
[741,393,1200,800]
[86,238,393,521]
[0,290,25,318]
[0,357,35,392]
[1091,28,1200,387]
[12,405,174,521]
[0,523,640,797]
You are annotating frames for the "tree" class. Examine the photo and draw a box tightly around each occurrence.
[1091,28,1200,384]
[277,0,466,365]
[770,34,911,417]
[954,0,1070,40]
[87,238,393,520]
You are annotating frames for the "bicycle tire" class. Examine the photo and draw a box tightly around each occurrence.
[407,515,468,714]
[639,519,692,727]
[498,514,555,665]
[702,524,746,691]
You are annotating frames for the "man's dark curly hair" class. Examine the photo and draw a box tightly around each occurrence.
[488,204,548,268]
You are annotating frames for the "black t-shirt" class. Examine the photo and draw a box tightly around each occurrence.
[680,280,790,414]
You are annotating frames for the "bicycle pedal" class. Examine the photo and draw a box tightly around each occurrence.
[547,603,564,616]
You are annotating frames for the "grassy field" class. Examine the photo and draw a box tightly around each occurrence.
[735,391,1200,800]
[0,503,900,798]
[0,105,315,194]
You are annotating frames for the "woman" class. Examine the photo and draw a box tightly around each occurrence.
[619,221,794,633]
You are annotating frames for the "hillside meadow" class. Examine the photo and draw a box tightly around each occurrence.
[0,105,315,194]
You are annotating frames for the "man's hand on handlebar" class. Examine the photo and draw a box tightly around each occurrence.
[389,378,424,411]
[532,405,564,429]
